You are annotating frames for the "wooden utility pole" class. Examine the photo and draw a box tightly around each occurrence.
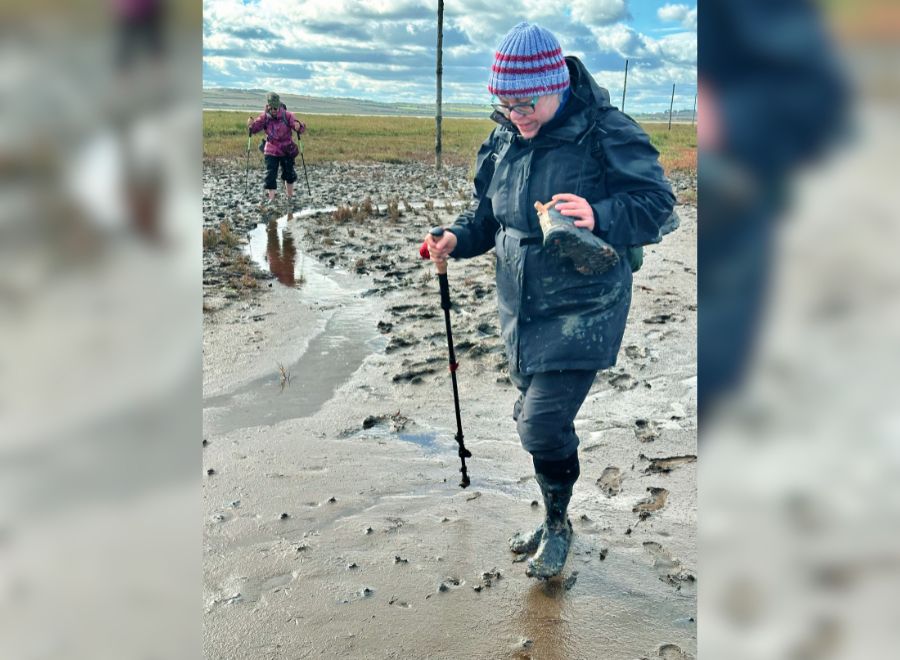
[691,91,697,126]
[668,83,675,130]
[621,59,628,112]
[435,0,444,171]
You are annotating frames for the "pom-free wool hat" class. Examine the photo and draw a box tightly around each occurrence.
[488,22,570,98]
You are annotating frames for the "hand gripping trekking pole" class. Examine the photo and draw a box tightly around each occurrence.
[419,227,472,488]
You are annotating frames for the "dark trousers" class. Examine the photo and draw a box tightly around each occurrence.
[509,367,597,463]
[264,155,297,190]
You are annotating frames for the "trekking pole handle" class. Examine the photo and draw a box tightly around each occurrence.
[428,227,448,275]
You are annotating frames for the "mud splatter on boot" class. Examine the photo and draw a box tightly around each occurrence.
[526,473,574,579]
[535,200,619,275]
[509,525,543,554]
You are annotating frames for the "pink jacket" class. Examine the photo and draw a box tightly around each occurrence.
[249,106,303,158]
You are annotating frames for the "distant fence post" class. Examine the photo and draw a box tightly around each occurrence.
[621,59,628,112]
[435,0,444,171]
[668,83,675,130]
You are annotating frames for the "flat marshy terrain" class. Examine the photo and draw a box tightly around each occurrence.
[203,111,696,176]
[202,109,698,658]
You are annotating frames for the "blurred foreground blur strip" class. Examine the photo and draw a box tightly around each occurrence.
[699,1,900,658]
[0,3,201,659]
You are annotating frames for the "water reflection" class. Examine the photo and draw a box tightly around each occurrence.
[265,220,297,287]
[515,580,568,660]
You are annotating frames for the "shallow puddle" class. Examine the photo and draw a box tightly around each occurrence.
[203,217,386,434]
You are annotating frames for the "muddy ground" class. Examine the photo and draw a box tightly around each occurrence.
[203,159,697,659]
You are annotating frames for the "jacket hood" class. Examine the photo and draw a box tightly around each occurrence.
[566,55,612,111]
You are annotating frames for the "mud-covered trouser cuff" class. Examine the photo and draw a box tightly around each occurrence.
[533,452,580,487]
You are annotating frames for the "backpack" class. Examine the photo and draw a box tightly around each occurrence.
[588,112,679,272]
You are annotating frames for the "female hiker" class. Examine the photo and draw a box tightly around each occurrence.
[247,91,306,217]
[424,22,675,579]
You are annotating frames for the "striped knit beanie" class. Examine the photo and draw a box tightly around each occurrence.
[488,22,570,98]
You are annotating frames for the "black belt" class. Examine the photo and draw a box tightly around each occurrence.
[500,225,543,246]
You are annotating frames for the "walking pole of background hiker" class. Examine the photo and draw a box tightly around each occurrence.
[297,128,311,196]
[419,227,472,488]
[244,129,252,196]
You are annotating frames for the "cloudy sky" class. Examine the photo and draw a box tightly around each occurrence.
[203,0,696,113]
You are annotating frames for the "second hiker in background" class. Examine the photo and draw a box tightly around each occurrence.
[248,91,306,219]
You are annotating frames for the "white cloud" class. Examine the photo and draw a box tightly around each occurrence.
[591,24,652,59]
[590,23,695,65]
[203,0,695,112]
[657,3,697,30]
[570,0,629,26]
[658,3,688,22]
[656,31,696,65]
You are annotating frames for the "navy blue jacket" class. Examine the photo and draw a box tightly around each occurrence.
[449,57,675,374]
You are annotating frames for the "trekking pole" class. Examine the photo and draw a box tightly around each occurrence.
[419,227,472,488]
[297,132,311,196]
[244,129,252,196]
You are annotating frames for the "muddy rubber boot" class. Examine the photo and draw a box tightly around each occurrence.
[526,473,574,579]
[509,525,543,554]
[535,200,619,275]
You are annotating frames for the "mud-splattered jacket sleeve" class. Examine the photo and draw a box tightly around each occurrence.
[590,112,676,247]
[448,132,501,259]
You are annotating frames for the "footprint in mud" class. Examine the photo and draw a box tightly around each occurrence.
[642,454,697,474]
[339,587,375,604]
[392,363,439,383]
[643,541,679,571]
[464,342,499,359]
[634,419,660,443]
[657,643,694,659]
[624,344,648,360]
[437,576,464,592]
[359,411,410,433]
[385,334,415,353]
[214,572,295,607]
[633,487,669,513]
[596,467,623,497]
[643,313,685,325]
[608,372,638,391]
[453,339,476,353]
[643,542,696,596]
[475,321,498,336]
[387,595,412,608]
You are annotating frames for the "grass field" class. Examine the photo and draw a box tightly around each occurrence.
[203,111,696,175]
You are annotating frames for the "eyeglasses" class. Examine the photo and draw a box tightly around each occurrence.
[491,96,539,117]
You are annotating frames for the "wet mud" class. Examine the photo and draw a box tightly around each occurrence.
[203,160,697,658]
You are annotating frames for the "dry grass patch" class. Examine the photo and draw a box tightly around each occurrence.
[204,112,697,175]
[332,205,353,224]
[203,220,241,251]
